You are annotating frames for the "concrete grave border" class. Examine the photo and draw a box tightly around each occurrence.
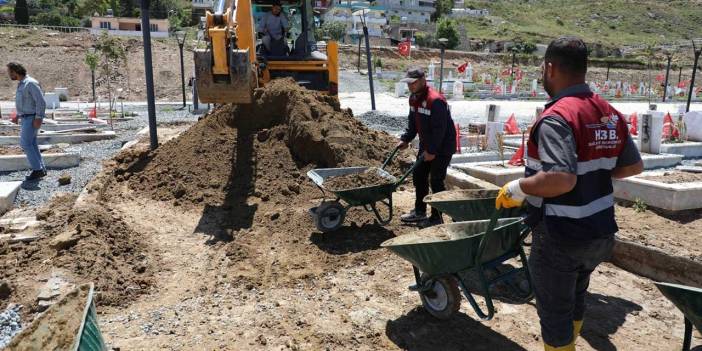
[613,170,702,211]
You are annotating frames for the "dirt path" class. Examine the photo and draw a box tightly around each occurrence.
[93,187,694,350]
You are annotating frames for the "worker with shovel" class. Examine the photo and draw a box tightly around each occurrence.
[495,37,643,351]
[397,67,456,228]
[7,62,46,181]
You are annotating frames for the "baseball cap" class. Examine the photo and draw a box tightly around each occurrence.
[400,67,425,83]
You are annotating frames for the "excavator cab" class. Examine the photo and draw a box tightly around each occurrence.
[194,0,338,104]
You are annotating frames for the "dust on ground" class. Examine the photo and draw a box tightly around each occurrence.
[639,170,702,184]
[5,284,90,350]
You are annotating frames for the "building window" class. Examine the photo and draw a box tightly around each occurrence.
[150,24,158,31]
[100,21,111,29]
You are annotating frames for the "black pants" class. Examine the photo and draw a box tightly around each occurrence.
[413,153,452,218]
[529,224,614,347]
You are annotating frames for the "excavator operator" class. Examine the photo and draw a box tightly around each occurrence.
[257,0,289,56]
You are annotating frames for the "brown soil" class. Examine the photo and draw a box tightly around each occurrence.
[324,168,392,191]
[639,171,702,184]
[616,204,702,262]
[119,78,409,208]
[5,284,90,351]
[426,189,498,202]
[0,192,154,315]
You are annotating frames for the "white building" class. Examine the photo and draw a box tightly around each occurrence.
[450,8,489,18]
[192,0,215,10]
[323,8,387,38]
[380,0,434,24]
[90,16,170,38]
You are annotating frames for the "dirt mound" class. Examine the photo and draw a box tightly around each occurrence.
[120,78,408,207]
[0,193,153,311]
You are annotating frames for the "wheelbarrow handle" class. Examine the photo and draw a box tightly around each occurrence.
[380,146,401,170]
[475,208,502,266]
[395,153,424,186]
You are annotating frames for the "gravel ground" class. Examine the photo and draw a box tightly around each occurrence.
[0,106,201,209]
[0,304,22,348]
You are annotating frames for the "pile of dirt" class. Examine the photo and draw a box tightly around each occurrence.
[324,168,392,191]
[118,78,408,207]
[5,284,90,350]
[0,193,153,311]
[640,171,702,184]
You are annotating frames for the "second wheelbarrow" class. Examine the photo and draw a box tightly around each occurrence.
[307,147,421,232]
[424,189,525,222]
[381,213,534,320]
[655,282,702,351]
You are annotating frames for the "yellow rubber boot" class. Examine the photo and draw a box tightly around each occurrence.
[544,340,575,351]
[573,320,583,339]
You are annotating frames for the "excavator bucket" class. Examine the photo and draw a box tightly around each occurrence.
[194,48,255,104]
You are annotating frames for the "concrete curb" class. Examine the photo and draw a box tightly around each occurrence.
[0,153,80,172]
[0,181,22,215]
[611,238,702,286]
[0,131,116,145]
[613,171,702,211]
[446,168,499,190]
[453,161,524,186]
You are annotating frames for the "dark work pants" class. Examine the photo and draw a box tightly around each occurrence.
[529,224,614,347]
[413,153,452,218]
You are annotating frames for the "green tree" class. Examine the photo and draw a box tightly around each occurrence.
[85,50,99,102]
[431,0,453,22]
[76,0,110,17]
[15,0,29,24]
[119,0,136,17]
[316,21,346,41]
[414,31,435,48]
[435,18,460,49]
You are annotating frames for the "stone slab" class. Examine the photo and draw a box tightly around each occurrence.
[613,170,702,211]
[0,153,80,172]
[0,181,22,215]
[660,141,702,159]
[0,131,116,145]
[611,239,702,287]
[445,168,499,190]
[0,233,39,244]
[0,123,107,132]
[676,166,702,173]
[451,150,516,165]
[453,161,524,186]
[640,153,683,169]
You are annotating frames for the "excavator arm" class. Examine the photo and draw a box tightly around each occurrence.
[195,0,257,104]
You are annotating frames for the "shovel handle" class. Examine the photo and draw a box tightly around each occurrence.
[475,208,502,266]
[395,154,424,186]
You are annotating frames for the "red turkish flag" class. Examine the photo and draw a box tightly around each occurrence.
[678,80,689,89]
[457,62,468,73]
[655,74,665,83]
[629,112,638,135]
[9,110,17,124]
[398,41,410,57]
[504,114,520,134]
[662,112,679,139]
[88,107,97,118]
[508,144,525,166]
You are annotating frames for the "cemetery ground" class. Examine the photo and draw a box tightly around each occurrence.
[0,27,701,348]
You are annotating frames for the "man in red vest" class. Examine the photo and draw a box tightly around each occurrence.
[495,37,643,350]
[397,67,457,228]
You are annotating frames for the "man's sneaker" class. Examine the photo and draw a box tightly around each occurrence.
[25,169,47,181]
[418,216,444,229]
[400,210,428,223]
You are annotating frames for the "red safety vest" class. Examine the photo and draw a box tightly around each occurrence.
[525,91,629,241]
[409,86,446,147]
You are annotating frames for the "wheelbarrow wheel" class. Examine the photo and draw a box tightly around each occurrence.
[419,274,461,320]
[314,201,346,233]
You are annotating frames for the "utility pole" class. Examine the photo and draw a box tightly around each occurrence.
[358,9,375,110]
[663,50,672,102]
[141,0,158,149]
[687,39,702,113]
[176,31,187,109]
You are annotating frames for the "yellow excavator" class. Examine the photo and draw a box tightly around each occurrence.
[195,0,339,104]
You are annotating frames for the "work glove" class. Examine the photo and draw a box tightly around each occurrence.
[495,179,526,209]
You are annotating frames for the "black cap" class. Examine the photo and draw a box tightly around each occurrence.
[272,0,282,6]
[400,67,425,83]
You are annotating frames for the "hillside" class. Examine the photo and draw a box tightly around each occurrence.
[458,0,702,49]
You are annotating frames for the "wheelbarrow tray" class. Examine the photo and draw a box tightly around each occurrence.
[5,283,106,351]
[381,218,523,276]
[424,189,523,221]
[655,282,702,332]
[307,167,398,206]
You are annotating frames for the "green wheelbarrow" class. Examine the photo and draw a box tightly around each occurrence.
[307,147,421,232]
[424,189,525,222]
[381,212,534,320]
[655,282,702,351]
[6,283,106,351]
